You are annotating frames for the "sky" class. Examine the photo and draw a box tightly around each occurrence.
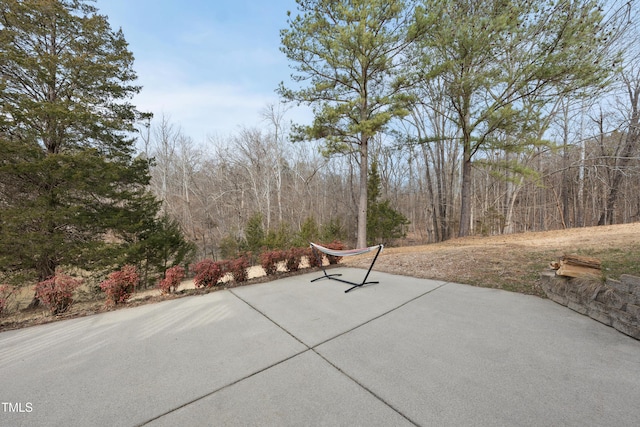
[97,0,307,142]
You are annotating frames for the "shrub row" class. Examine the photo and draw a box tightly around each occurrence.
[8,240,347,317]
[321,241,346,265]
[260,241,346,277]
[188,240,346,289]
[189,253,253,290]
[191,259,225,289]
[259,248,306,275]
[3,265,141,317]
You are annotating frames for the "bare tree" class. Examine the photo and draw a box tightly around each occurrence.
[261,103,290,225]
[598,58,640,224]
[149,114,180,214]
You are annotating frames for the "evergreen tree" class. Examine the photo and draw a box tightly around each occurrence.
[367,160,409,245]
[0,0,166,281]
[126,214,196,288]
[264,222,293,250]
[320,218,346,243]
[243,212,265,254]
[218,233,242,260]
[294,216,320,247]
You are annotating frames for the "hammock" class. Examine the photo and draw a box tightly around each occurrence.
[309,242,383,293]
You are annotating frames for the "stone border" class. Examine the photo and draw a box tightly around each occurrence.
[540,270,640,340]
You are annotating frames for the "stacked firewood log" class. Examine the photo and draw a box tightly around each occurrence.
[549,254,602,278]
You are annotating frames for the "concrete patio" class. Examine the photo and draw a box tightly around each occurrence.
[1,268,639,426]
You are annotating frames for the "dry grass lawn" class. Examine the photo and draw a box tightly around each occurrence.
[343,222,640,296]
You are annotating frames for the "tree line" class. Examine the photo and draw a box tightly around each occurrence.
[145,0,639,258]
[1,0,639,289]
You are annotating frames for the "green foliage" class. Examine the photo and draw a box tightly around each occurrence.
[0,0,158,280]
[218,233,242,260]
[367,200,410,245]
[294,216,320,247]
[239,213,347,255]
[279,0,418,247]
[280,0,416,149]
[264,223,293,250]
[0,143,161,279]
[0,0,141,154]
[367,161,409,245]
[125,214,196,288]
[320,218,346,243]
[412,0,620,236]
[415,0,616,100]
[367,159,383,203]
[243,213,265,254]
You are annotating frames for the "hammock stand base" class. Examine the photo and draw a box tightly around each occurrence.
[310,243,383,293]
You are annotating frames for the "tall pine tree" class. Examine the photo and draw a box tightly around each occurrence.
[278,0,418,248]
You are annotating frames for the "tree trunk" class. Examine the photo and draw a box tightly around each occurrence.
[421,143,439,241]
[598,79,639,225]
[357,135,369,248]
[457,89,473,237]
[503,177,523,234]
[458,142,472,237]
[560,100,571,228]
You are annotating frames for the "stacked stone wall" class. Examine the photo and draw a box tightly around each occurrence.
[540,271,640,340]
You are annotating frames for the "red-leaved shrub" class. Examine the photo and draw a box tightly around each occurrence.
[229,256,250,283]
[324,241,346,264]
[191,259,224,288]
[157,265,185,295]
[260,250,283,276]
[285,248,304,272]
[305,247,322,268]
[100,265,139,306]
[35,274,82,315]
[0,284,16,316]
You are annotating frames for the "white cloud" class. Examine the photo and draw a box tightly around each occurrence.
[134,80,279,141]
[132,52,305,142]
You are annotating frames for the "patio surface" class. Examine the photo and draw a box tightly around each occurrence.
[1,268,639,426]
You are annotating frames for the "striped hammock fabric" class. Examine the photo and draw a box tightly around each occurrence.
[310,242,383,257]
[309,242,384,292]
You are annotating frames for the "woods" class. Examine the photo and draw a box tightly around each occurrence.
[1,0,639,283]
[144,0,638,258]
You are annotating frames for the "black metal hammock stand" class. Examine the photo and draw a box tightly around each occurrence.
[309,242,384,293]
